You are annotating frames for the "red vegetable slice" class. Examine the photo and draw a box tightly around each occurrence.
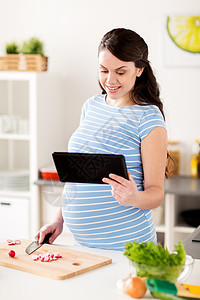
[7,239,21,246]
[15,240,21,245]
[8,250,15,258]
[31,252,62,262]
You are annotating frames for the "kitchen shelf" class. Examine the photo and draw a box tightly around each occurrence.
[174,225,195,234]
[0,71,65,240]
[155,225,166,233]
[0,133,30,140]
[0,190,31,198]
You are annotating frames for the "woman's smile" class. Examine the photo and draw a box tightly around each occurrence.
[105,84,121,93]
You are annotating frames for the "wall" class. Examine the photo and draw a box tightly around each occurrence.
[0,0,199,175]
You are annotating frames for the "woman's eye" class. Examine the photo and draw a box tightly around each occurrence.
[117,72,125,75]
[100,70,108,73]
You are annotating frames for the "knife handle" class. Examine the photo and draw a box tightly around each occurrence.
[42,232,52,244]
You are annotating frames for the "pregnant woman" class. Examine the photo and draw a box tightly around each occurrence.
[36,28,168,251]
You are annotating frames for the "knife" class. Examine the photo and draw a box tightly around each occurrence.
[25,233,52,255]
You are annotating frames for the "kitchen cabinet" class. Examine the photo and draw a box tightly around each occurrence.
[0,196,29,239]
[0,71,65,239]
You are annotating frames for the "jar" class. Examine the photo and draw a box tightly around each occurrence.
[168,141,180,176]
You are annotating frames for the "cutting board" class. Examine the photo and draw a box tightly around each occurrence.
[0,240,112,280]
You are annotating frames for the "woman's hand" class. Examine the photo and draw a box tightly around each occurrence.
[35,220,63,244]
[102,171,139,207]
[35,208,64,244]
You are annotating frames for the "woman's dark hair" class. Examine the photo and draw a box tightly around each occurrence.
[98,28,165,119]
[98,28,173,177]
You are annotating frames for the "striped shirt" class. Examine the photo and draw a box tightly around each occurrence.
[62,94,166,251]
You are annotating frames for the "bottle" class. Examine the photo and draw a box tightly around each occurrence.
[190,139,200,178]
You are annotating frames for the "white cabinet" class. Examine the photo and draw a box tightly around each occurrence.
[0,71,65,240]
[0,197,29,239]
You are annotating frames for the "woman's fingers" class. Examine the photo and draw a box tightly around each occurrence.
[108,173,129,186]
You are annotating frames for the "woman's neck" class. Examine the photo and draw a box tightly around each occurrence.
[106,95,135,108]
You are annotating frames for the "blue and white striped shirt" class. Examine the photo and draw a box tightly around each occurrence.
[62,94,166,251]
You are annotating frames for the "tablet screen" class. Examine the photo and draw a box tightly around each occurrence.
[52,152,128,184]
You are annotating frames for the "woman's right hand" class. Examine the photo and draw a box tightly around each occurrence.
[35,220,63,244]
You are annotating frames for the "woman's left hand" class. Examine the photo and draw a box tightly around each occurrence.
[102,171,139,206]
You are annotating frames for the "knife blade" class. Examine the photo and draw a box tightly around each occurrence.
[25,233,52,255]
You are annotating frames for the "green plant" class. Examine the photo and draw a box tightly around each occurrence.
[124,241,186,282]
[21,37,44,56]
[6,42,19,54]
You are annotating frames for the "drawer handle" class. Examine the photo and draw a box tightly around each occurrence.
[0,202,11,206]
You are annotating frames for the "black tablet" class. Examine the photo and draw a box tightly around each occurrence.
[52,152,128,184]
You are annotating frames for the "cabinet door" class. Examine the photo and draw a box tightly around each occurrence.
[0,197,29,240]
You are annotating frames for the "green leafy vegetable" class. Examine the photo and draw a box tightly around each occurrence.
[124,241,186,282]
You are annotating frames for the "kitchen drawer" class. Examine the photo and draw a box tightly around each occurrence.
[0,197,29,240]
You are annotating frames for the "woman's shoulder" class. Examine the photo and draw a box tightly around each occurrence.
[138,103,164,118]
[138,103,160,111]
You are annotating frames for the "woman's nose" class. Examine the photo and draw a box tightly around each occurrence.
[106,72,117,84]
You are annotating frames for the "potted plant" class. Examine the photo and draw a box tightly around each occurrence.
[0,37,48,72]
[6,42,19,54]
[21,37,44,56]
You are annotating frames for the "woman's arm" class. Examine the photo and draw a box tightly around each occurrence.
[102,126,167,210]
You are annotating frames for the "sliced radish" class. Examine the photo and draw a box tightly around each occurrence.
[31,255,39,261]
[15,240,21,245]
[7,239,21,246]
[44,257,50,262]
[32,252,62,263]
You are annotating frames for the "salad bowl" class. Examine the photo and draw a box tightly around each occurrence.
[129,254,194,283]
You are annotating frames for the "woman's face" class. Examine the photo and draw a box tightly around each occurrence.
[98,49,143,107]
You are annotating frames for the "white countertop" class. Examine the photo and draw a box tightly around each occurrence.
[1,242,200,300]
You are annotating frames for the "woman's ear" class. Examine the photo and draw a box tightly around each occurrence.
[136,67,144,77]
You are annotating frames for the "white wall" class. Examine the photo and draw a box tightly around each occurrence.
[1,0,199,175]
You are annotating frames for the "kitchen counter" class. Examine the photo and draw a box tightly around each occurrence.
[36,176,200,196]
[0,242,200,300]
[164,176,200,196]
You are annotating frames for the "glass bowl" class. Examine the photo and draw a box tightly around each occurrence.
[129,255,194,283]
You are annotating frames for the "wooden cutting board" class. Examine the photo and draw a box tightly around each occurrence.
[0,240,112,280]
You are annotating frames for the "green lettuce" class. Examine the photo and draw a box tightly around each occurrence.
[124,241,186,282]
